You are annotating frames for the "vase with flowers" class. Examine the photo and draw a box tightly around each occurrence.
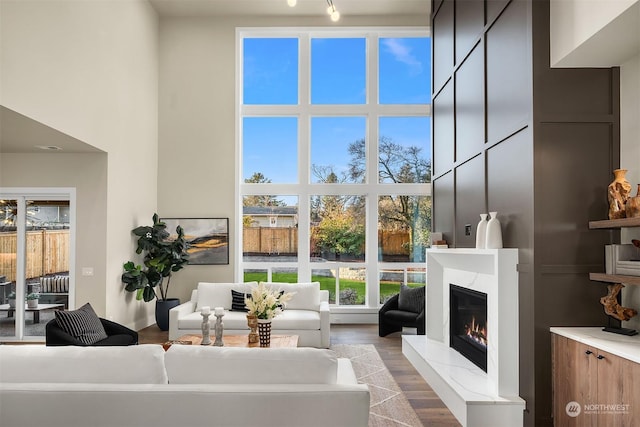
[245,282,295,347]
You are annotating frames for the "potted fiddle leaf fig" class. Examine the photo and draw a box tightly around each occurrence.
[121,213,189,331]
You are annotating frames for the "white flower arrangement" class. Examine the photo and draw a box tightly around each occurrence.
[245,282,295,320]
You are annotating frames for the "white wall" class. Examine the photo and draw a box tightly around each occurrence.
[0,0,159,328]
[550,0,639,67]
[157,14,427,304]
[0,153,108,313]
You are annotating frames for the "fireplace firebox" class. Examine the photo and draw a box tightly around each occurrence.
[449,284,488,372]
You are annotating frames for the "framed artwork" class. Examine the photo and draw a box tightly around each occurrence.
[161,218,229,265]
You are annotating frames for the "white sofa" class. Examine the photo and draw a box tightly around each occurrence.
[0,344,370,427]
[169,281,330,348]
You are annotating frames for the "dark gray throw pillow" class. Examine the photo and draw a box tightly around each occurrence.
[231,289,250,312]
[55,302,108,345]
[397,285,425,314]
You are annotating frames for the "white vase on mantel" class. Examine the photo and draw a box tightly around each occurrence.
[475,214,488,249]
[485,211,503,249]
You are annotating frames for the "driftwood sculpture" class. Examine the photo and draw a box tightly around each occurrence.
[607,169,631,219]
[600,283,638,321]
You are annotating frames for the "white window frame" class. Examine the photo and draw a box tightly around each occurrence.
[236,27,430,313]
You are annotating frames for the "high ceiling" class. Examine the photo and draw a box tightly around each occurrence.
[0,0,429,154]
[149,0,430,18]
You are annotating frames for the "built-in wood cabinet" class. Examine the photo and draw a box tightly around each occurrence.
[552,334,597,427]
[552,330,640,427]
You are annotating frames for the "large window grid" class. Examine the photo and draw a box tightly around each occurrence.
[238,28,430,309]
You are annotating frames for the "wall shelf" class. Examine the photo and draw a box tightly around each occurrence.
[589,217,640,286]
[589,217,640,229]
[590,272,640,286]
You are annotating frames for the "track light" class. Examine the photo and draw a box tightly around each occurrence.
[286,0,340,21]
[326,0,340,21]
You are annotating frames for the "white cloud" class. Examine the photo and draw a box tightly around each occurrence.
[382,39,423,75]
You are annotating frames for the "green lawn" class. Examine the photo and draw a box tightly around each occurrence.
[243,271,423,305]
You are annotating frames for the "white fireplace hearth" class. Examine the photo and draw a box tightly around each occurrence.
[402,248,525,427]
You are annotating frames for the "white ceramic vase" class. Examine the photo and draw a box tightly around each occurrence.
[475,214,488,249]
[485,211,503,249]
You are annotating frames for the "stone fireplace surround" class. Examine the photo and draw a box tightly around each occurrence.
[402,248,525,427]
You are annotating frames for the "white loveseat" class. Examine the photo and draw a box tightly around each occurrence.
[169,281,330,348]
[0,344,370,427]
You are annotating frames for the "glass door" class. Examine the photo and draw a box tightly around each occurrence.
[0,198,18,339]
[0,192,73,341]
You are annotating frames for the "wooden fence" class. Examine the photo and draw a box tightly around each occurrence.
[0,230,70,282]
[377,230,411,255]
[243,227,298,255]
[0,227,408,281]
[242,227,410,256]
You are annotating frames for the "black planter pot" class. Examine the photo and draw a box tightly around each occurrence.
[155,298,180,331]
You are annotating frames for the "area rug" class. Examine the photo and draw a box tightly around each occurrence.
[331,344,423,427]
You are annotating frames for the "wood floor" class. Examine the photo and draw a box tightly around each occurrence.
[139,323,460,427]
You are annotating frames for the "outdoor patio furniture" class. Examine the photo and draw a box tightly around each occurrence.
[0,303,64,324]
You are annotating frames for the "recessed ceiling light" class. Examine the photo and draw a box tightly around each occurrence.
[35,145,63,151]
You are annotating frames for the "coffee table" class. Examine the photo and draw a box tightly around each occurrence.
[173,334,299,348]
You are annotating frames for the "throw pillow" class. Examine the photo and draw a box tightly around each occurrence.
[261,282,319,310]
[397,285,425,314]
[231,289,250,312]
[55,302,108,345]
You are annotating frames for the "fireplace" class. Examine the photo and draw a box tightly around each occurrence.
[403,249,523,427]
[449,284,488,372]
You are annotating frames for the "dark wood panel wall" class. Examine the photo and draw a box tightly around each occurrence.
[430,1,620,426]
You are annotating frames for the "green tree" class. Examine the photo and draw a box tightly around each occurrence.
[243,172,285,207]
[313,214,365,259]
[243,215,256,228]
[310,165,365,225]
[310,165,366,259]
[348,136,431,184]
[348,136,431,261]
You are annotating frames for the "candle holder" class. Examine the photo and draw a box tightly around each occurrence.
[201,312,212,345]
[213,312,225,346]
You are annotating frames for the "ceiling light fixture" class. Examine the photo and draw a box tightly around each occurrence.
[35,145,63,151]
[286,0,340,21]
[326,0,340,21]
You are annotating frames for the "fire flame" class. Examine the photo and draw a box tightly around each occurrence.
[465,317,487,347]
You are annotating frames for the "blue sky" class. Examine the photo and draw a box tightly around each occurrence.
[243,36,430,184]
